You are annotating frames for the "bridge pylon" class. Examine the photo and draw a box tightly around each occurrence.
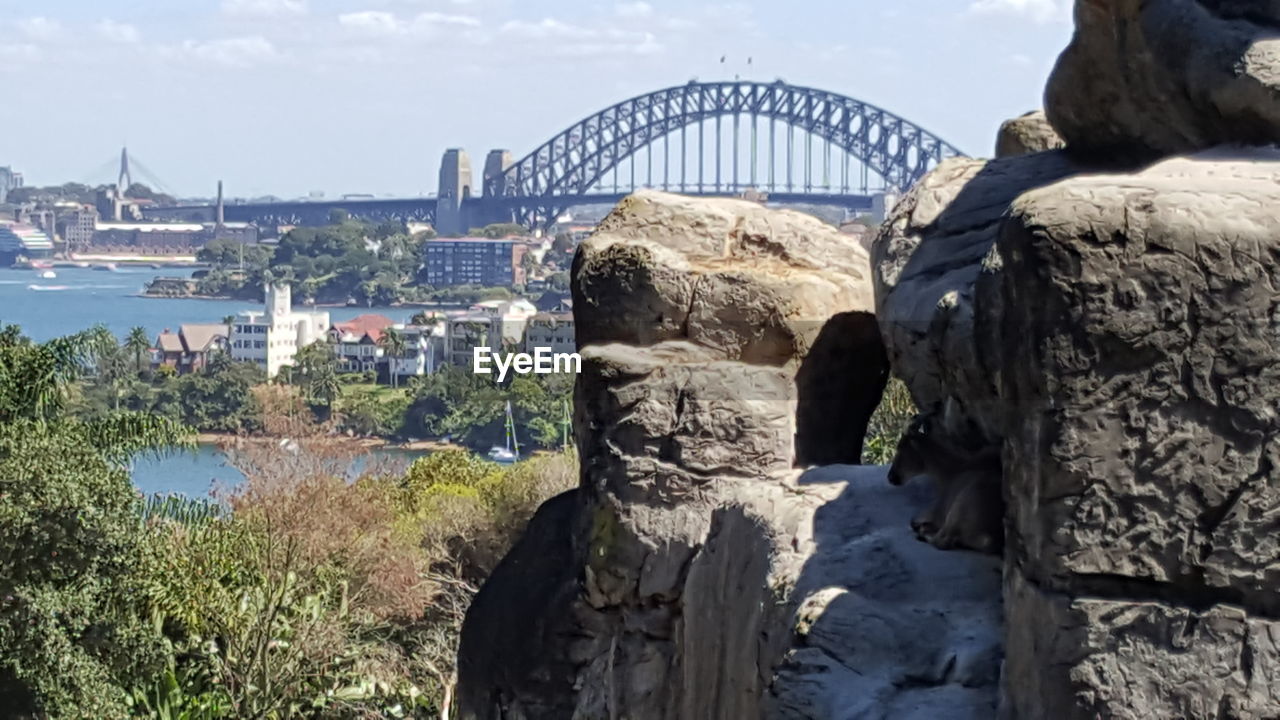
[435,148,473,236]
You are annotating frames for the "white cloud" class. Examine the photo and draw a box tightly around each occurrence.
[16,17,62,41]
[221,0,307,18]
[616,2,654,18]
[171,36,280,68]
[96,20,141,44]
[339,11,405,36]
[499,19,662,57]
[414,12,481,28]
[0,44,40,64]
[969,0,1069,24]
[499,18,595,40]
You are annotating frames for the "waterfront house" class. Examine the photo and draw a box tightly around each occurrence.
[330,314,394,375]
[152,323,230,374]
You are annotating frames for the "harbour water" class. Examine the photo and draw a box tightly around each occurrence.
[0,266,424,342]
[0,265,429,495]
[131,443,426,499]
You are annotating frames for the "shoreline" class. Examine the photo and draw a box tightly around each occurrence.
[137,291,479,311]
[194,431,461,453]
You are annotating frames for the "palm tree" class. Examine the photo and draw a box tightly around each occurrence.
[306,364,341,421]
[124,326,151,375]
[378,328,408,388]
[0,324,192,462]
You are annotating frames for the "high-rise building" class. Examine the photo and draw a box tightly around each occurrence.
[0,167,24,204]
[423,238,531,287]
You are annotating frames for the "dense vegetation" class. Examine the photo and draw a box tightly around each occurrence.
[73,328,575,454]
[0,325,578,718]
[187,218,538,307]
[4,182,176,207]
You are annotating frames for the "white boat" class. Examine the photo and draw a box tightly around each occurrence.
[487,401,521,465]
[38,270,56,280]
[486,446,518,464]
[94,263,119,272]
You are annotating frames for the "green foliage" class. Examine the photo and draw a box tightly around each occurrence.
[403,366,573,452]
[862,378,916,465]
[466,222,529,239]
[337,387,410,437]
[79,354,265,434]
[0,325,195,718]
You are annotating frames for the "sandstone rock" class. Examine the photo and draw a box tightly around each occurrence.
[457,192,891,720]
[574,189,886,465]
[1047,0,1280,157]
[992,150,1280,719]
[872,152,1081,445]
[457,342,817,720]
[770,465,1003,720]
[995,111,1065,158]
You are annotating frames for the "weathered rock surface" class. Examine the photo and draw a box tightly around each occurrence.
[878,148,1280,718]
[1046,0,1280,157]
[995,111,1065,158]
[872,152,1081,445]
[770,465,1002,720]
[995,150,1280,719]
[457,191,893,720]
[574,189,886,464]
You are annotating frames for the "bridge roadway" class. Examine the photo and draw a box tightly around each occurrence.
[141,190,876,228]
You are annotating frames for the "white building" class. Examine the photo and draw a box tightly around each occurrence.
[523,313,575,356]
[229,283,330,377]
[390,323,446,381]
[444,299,539,368]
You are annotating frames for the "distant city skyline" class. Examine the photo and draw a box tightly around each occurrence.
[1,0,1075,198]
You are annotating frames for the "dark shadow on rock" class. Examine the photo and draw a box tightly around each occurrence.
[795,311,889,466]
[769,465,1003,719]
[456,489,587,720]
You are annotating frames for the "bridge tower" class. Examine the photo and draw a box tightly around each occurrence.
[436,149,473,236]
[479,149,515,227]
[117,146,133,196]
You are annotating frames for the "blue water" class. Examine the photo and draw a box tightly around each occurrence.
[0,266,423,343]
[0,265,428,493]
[131,444,426,499]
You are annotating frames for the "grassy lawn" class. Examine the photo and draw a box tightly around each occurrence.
[337,381,410,401]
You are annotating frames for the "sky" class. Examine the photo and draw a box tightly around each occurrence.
[0,0,1076,199]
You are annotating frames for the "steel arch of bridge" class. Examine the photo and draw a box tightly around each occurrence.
[496,79,966,223]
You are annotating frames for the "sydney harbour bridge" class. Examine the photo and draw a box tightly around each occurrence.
[144,80,966,233]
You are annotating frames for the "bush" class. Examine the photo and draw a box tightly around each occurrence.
[0,427,164,719]
[133,429,577,719]
[862,378,917,465]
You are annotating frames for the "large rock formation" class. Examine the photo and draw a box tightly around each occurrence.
[873,152,1081,445]
[995,111,1065,158]
[878,70,1280,720]
[1047,0,1280,156]
[456,191,894,719]
[573,191,886,466]
[997,151,1280,719]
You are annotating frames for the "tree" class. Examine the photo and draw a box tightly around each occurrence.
[306,364,341,420]
[0,325,193,717]
[378,328,408,388]
[124,326,151,375]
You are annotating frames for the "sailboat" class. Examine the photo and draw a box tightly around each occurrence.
[487,401,520,465]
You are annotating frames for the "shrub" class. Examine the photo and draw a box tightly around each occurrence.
[862,378,917,465]
[0,428,164,719]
